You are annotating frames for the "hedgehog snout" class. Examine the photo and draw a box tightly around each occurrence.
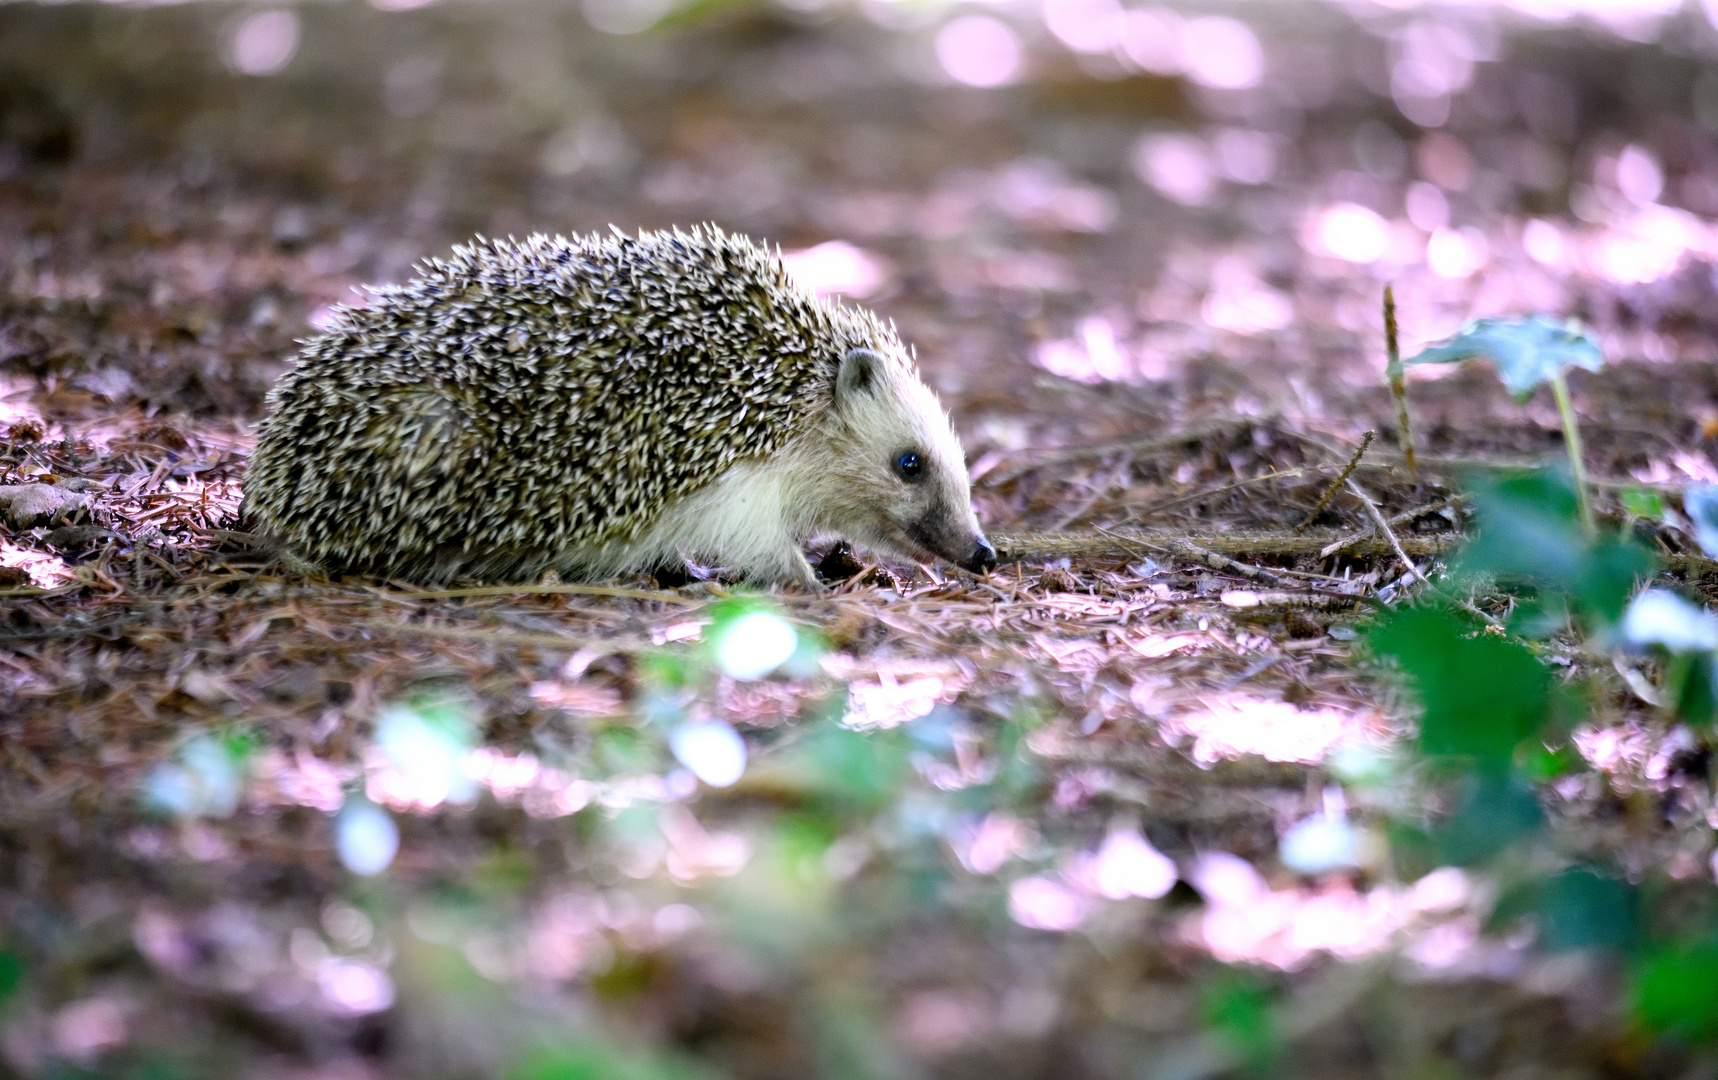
[964,538,997,575]
[905,509,995,576]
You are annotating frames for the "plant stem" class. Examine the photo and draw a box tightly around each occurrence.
[1294,430,1374,532]
[1549,369,1594,534]
[1383,284,1416,473]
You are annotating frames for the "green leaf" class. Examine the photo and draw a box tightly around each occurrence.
[789,721,911,813]
[1515,742,1583,783]
[0,949,21,1002]
[1402,316,1603,401]
[1369,607,1550,768]
[1665,653,1718,727]
[1579,538,1657,627]
[1462,472,1586,584]
[637,649,699,692]
[1621,489,1666,521]
[1532,868,1638,953]
[1199,969,1278,1076]
[510,1039,709,1080]
[1430,773,1544,866]
[1633,938,1718,1042]
[1461,472,1653,627]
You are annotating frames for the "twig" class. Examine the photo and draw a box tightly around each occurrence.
[1165,538,1292,587]
[1384,284,1417,472]
[1455,596,1505,629]
[991,529,1461,562]
[1345,478,1422,584]
[1665,553,1718,578]
[1218,590,1367,611]
[0,585,83,598]
[1319,493,1468,558]
[1549,368,1595,535]
[1295,430,1374,532]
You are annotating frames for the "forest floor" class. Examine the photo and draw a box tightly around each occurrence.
[5,1,1718,1077]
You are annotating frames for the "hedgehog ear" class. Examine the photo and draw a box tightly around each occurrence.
[836,348,883,406]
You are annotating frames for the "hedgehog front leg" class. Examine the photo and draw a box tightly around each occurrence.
[646,460,825,591]
[742,542,822,592]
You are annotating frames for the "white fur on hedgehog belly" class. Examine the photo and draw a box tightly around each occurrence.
[565,451,823,589]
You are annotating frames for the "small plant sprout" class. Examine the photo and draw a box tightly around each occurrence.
[1382,285,1415,473]
[1396,315,1605,533]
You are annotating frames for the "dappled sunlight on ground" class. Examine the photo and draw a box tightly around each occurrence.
[7,0,1718,1072]
[1190,856,1476,970]
[1162,695,1378,766]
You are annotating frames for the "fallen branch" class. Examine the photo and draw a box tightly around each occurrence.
[1219,590,1365,611]
[990,528,1463,562]
[1345,478,1423,583]
[1319,494,1469,558]
[1165,538,1292,587]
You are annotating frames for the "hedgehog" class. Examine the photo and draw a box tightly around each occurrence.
[241,225,996,589]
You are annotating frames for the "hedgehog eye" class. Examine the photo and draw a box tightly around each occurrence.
[894,451,923,483]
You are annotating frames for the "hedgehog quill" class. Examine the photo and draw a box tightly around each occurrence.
[243,226,996,588]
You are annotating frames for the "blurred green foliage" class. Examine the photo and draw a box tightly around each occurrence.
[1198,969,1279,1076]
[510,1039,712,1080]
[1370,608,1550,769]
[0,948,21,1003]
[1366,464,1718,1046]
[1458,472,1652,627]
[1633,939,1718,1042]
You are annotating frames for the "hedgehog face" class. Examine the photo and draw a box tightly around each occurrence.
[813,348,996,575]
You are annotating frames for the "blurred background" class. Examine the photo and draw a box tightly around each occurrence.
[12,0,1718,421]
[7,0,1718,1077]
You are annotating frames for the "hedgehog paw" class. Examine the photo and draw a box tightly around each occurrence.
[746,548,821,593]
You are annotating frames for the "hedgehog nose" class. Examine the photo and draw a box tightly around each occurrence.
[965,538,997,575]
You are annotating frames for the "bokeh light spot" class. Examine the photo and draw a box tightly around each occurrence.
[1180,17,1263,89]
[1133,133,1213,206]
[669,720,748,788]
[224,9,300,77]
[714,610,798,681]
[935,16,1024,89]
[782,241,890,298]
[1313,203,1391,264]
[1008,876,1094,931]
[335,799,400,876]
